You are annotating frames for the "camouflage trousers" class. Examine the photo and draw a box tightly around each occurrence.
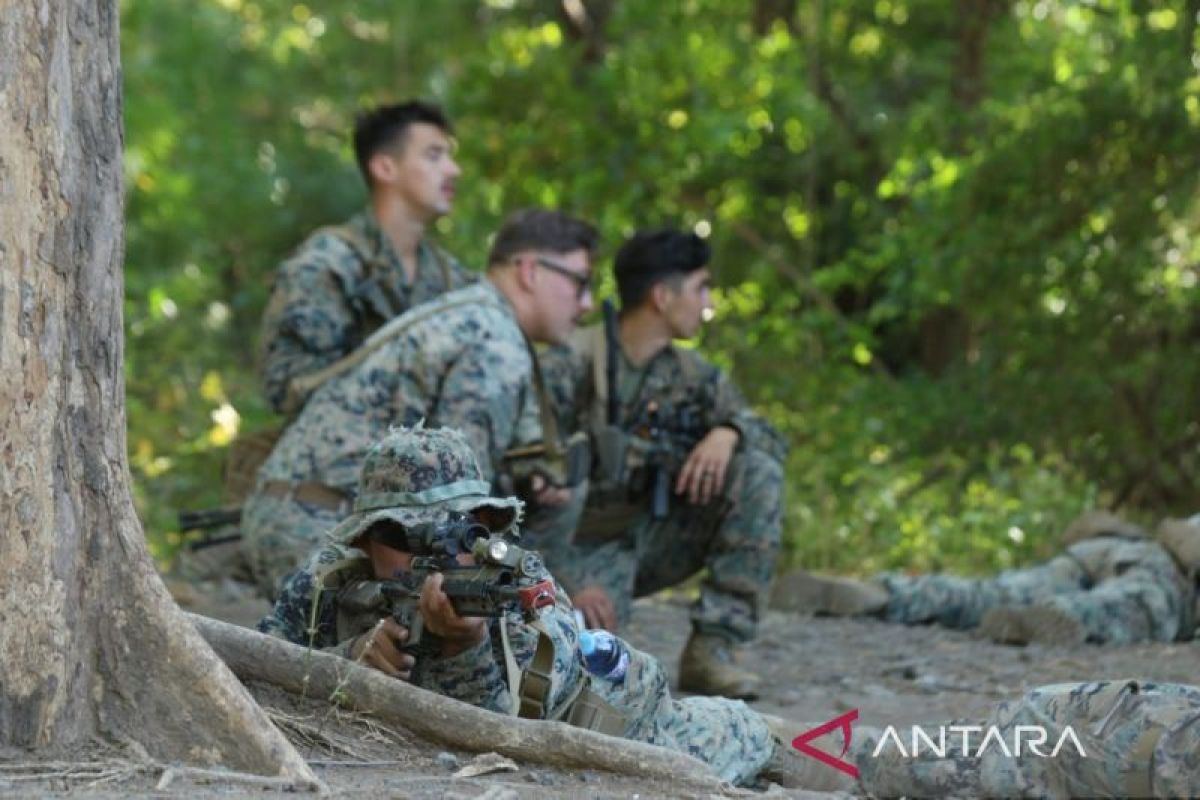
[241,491,346,599]
[878,538,1188,643]
[589,638,774,784]
[855,680,1200,798]
[566,448,782,643]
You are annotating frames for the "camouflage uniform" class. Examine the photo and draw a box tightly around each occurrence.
[538,324,787,643]
[878,534,1191,643]
[242,280,553,597]
[855,679,1200,798]
[259,209,475,414]
[257,427,774,786]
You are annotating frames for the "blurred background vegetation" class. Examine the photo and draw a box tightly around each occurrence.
[122,0,1199,574]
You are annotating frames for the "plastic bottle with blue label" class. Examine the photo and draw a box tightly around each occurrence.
[578,629,629,684]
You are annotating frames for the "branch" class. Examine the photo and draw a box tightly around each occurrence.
[188,614,734,795]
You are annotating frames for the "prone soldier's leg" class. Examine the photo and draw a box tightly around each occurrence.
[1038,548,1188,644]
[879,553,1086,629]
[590,641,774,786]
[978,680,1200,798]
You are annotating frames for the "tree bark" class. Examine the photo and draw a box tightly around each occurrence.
[190,614,731,795]
[0,1,314,785]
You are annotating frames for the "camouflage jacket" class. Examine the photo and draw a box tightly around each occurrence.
[259,209,476,414]
[541,322,789,474]
[258,541,585,717]
[253,280,545,497]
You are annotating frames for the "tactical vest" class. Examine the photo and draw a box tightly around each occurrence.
[571,325,708,540]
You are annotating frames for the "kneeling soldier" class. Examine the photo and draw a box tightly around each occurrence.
[538,228,788,700]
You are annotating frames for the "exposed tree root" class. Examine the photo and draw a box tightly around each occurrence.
[190,614,737,795]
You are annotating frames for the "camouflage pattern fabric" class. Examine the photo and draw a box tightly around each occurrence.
[242,280,548,597]
[259,209,475,414]
[877,535,1190,643]
[542,324,788,465]
[855,680,1200,798]
[543,449,783,643]
[259,542,774,786]
[536,326,786,643]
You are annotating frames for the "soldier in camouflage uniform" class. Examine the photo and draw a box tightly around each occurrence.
[259,101,476,416]
[852,679,1200,797]
[538,229,788,700]
[242,208,598,598]
[258,425,783,787]
[774,510,1199,645]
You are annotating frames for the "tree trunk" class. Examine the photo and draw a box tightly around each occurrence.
[0,1,314,784]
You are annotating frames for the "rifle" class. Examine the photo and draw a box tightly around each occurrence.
[337,513,556,654]
[177,507,244,551]
[633,401,672,519]
[629,399,708,519]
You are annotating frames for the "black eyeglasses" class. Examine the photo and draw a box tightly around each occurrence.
[535,257,593,299]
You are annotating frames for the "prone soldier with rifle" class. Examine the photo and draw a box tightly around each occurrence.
[536,228,790,701]
[258,425,817,788]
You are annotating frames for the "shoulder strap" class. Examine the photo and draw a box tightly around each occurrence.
[590,324,609,424]
[427,241,454,290]
[313,223,383,275]
[283,290,485,412]
[525,337,563,461]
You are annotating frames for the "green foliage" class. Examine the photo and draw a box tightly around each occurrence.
[122,0,1198,571]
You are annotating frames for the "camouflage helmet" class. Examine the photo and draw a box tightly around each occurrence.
[326,425,523,546]
[1155,515,1200,572]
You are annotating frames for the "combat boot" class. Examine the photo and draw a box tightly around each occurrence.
[769,570,889,616]
[677,632,762,700]
[979,605,1086,646]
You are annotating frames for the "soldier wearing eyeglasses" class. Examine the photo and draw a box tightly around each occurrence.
[240,208,598,599]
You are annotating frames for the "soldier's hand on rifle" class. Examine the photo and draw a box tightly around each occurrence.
[420,572,488,657]
[676,425,739,505]
[349,618,415,680]
[573,585,618,631]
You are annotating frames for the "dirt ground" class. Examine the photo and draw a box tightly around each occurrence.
[4,578,1198,798]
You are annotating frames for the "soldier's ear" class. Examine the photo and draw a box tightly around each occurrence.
[649,281,674,313]
[514,253,539,292]
[368,152,399,186]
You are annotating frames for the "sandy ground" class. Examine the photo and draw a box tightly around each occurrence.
[4,577,1197,798]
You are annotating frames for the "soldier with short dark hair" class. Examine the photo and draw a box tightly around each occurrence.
[260,100,475,416]
[538,228,788,700]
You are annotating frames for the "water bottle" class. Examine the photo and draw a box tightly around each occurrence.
[578,629,629,684]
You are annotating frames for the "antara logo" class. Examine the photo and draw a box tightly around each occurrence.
[791,709,1089,777]
[791,709,860,779]
[871,724,1087,759]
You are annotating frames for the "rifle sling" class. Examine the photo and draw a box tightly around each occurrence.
[504,617,625,737]
[284,292,481,412]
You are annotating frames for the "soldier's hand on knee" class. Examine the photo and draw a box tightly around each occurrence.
[420,573,488,657]
[573,585,618,631]
[677,426,739,505]
[350,618,415,680]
